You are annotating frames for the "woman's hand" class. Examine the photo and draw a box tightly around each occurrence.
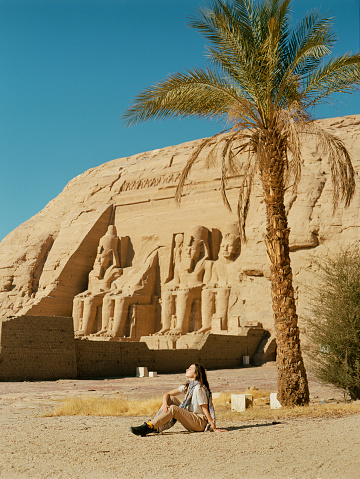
[200,403,226,432]
[161,388,180,413]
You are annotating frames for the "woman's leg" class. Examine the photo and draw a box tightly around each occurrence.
[151,404,207,432]
[151,395,181,432]
[130,396,207,436]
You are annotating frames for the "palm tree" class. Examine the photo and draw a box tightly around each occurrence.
[123,0,360,406]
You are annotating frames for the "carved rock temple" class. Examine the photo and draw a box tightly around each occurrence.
[0,115,360,379]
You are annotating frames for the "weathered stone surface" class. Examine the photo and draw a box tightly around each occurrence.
[0,315,77,380]
[0,115,359,341]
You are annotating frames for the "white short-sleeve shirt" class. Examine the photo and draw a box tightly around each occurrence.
[178,384,208,415]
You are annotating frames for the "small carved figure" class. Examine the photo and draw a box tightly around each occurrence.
[198,223,241,333]
[172,233,183,286]
[73,225,122,336]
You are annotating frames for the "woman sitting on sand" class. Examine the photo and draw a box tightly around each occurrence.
[130,363,221,436]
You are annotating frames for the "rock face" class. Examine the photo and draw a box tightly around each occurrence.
[1,115,360,344]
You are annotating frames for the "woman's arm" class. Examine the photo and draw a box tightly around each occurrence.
[161,388,181,412]
[200,403,217,431]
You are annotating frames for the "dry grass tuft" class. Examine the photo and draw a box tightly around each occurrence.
[48,390,360,422]
[50,395,162,417]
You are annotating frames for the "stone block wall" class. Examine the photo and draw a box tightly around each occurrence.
[0,316,77,380]
[151,329,266,373]
[75,340,155,379]
[76,329,266,378]
[0,315,266,381]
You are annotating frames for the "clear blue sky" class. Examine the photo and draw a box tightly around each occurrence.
[1,0,359,241]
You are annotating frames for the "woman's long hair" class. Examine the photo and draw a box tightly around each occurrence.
[184,363,212,395]
[194,363,211,395]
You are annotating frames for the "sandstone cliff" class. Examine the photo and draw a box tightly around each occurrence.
[0,115,359,335]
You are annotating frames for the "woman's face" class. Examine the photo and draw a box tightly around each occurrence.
[185,364,197,380]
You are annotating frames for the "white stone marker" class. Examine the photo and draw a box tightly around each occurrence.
[243,355,250,365]
[231,394,253,412]
[270,392,282,409]
[149,371,158,377]
[136,366,149,377]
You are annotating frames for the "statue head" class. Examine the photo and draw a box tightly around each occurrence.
[93,225,120,277]
[183,226,210,271]
[220,223,241,260]
[106,225,117,237]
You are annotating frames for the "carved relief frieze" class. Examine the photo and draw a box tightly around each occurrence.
[118,172,182,192]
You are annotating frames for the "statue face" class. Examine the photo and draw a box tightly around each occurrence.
[186,237,201,261]
[220,234,240,260]
[183,235,203,271]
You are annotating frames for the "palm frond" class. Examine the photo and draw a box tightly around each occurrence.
[219,130,243,211]
[188,0,256,60]
[285,11,335,69]
[204,141,221,169]
[237,147,256,241]
[304,53,360,105]
[123,68,241,126]
[189,0,267,118]
[227,98,263,130]
[276,107,311,191]
[174,132,227,204]
[303,122,355,209]
[275,13,336,109]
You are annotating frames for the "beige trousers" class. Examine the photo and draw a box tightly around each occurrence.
[151,396,207,432]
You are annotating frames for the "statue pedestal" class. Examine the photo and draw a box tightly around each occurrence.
[141,319,264,350]
[141,332,210,350]
[79,335,138,342]
[175,333,208,350]
[210,316,262,334]
[228,317,263,335]
[211,317,226,334]
[140,334,179,350]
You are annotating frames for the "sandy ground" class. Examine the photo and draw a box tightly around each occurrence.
[0,364,359,479]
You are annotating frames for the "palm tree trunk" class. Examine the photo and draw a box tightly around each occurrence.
[261,134,309,406]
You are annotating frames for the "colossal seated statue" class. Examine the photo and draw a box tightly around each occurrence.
[73,225,123,336]
[157,226,212,335]
[199,223,241,333]
[73,223,241,340]
[97,249,159,338]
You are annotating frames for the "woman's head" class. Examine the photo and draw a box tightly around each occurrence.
[185,363,211,393]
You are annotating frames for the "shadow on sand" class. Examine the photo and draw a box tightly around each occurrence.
[144,421,281,436]
[224,421,281,431]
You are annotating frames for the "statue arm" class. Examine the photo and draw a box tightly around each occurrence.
[111,241,121,267]
[203,261,215,286]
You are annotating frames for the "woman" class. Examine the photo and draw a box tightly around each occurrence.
[130,363,221,436]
